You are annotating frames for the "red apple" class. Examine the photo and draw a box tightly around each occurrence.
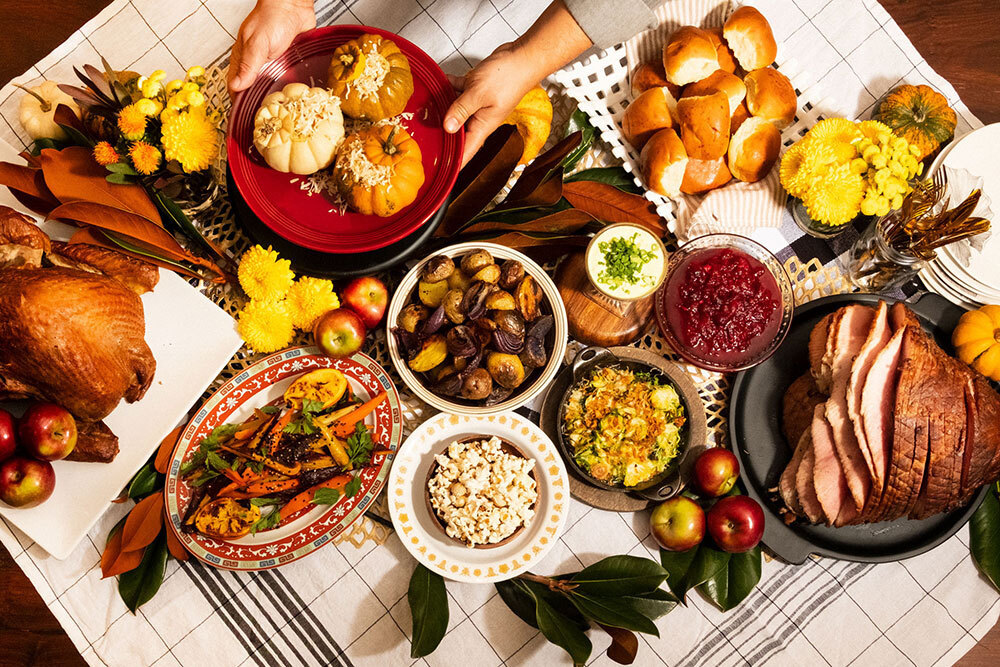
[0,408,16,462]
[706,495,764,553]
[0,456,55,507]
[693,448,740,497]
[342,276,388,329]
[650,496,706,552]
[314,308,367,358]
[18,403,76,461]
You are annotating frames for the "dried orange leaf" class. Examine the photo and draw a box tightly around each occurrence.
[0,161,59,214]
[154,425,184,474]
[120,493,165,553]
[461,209,595,235]
[562,181,665,233]
[101,528,145,578]
[163,511,189,561]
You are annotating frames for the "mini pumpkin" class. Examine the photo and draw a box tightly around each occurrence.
[503,86,553,165]
[872,84,956,161]
[17,81,79,141]
[952,304,1000,382]
[333,123,425,217]
[328,34,414,121]
[252,83,344,174]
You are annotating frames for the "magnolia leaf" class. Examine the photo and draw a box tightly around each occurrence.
[127,462,159,499]
[489,168,564,215]
[599,623,639,665]
[971,487,1000,592]
[570,555,669,597]
[153,190,231,265]
[38,146,162,224]
[0,160,59,215]
[697,546,762,612]
[562,110,597,172]
[565,167,642,194]
[440,126,522,235]
[462,200,571,227]
[660,545,730,602]
[120,493,165,553]
[460,208,596,236]
[118,533,168,613]
[619,588,679,620]
[71,226,213,282]
[503,132,580,206]
[408,564,449,658]
[58,82,108,108]
[531,586,592,665]
[54,104,92,147]
[567,591,659,636]
[496,579,540,629]
[562,180,664,233]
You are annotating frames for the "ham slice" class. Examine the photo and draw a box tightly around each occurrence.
[859,326,905,520]
[960,374,1000,501]
[824,305,875,511]
[811,405,854,525]
[809,313,834,388]
[814,311,844,394]
[795,432,824,524]
[782,374,825,446]
[780,429,810,516]
[846,301,891,493]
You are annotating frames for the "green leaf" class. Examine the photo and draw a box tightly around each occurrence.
[620,588,679,620]
[57,122,94,148]
[249,508,281,534]
[312,487,342,505]
[106,172,131,185]
[250,497,281,507]
[205,451,231,471]
[259,405,281,415]
[127,461,159,499]
[106,161,140,175]
[697,547,762,612]
[570,555,668,597]
[94,229,208,279]
[495,579,540,629]
[344,476,362,498]
[561,109,596,172]
[659,545,730,602]
[28,137,62,155]
[346,422,375,468]
[567,591,659,636]
[152,190,228,264]
[564,167,642,194]
[118,533,168,613]
[531,587,592,665]
[106,516,127,546]
[408,564,449,658]
[971,487,1000,592]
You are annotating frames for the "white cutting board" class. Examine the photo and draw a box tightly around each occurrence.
[0,139,243,559]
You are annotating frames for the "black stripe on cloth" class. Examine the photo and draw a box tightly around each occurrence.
[228,572,312,666]
[181,562,271,667]
[254,570,347,666]
[271,569,354,667]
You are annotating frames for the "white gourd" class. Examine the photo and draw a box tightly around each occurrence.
[252,83,345,175]
[18,81,79,141]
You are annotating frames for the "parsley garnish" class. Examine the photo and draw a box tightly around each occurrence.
[189,469,220,487]
[283,400,325,435]
[205,451,231,472]
[249,509,281,534]
[346,422,375,468]
[180,423,239,475]
[259,405,281,415]
[344,476,362,498]
[312,488,342,505]
[596,232,658,292]
[250,497,282,507]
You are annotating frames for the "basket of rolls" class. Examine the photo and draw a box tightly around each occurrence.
[555,3,801,233]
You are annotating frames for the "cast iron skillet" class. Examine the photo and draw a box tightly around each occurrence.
[729,292,988,564]
[547,346,707,501]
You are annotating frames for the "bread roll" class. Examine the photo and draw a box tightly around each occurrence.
[676,91,730,159]
[622,87,677,150]
[663,27,719,86]
[630,61,682,99]
[705,27,739,74]
[682,70,746,116]
[744,68,797,129]
[641,128,689,198]
[731,102,750,134]
[723,6,777,71]
[728,116,780,182]
[681,157,732,194]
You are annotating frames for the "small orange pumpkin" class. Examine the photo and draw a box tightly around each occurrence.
[952,304,1000,381]
[333,124,425,217]
[872,84,956,160]
[328,34,414,121]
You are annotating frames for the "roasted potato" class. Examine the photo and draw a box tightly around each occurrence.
[442,289,466,324]
[472,264,501,284]
[418,279,449,308]
[408,334,448,372]
[461,368,493,400]
[486,352,526,389]
[398,304,430,333]
[461,249,493,274]
[422,255,455,282]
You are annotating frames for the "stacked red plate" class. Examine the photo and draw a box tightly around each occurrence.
[227,25,463,254]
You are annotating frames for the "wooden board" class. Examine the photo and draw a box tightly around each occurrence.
[554,251,656,347]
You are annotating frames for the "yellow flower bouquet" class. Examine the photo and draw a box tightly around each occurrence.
[780,118,923,235]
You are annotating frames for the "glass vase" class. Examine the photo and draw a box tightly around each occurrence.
[843,215,929,293]
[789,197,850,238]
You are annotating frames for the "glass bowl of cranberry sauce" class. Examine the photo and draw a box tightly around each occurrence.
[654,233,793,372]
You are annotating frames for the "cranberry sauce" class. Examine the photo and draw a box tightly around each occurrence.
[663,247,781,366]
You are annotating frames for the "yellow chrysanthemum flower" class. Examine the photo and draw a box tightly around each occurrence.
[129,141,162,175]
[810,137,857,163]
[238,245,295,301]
[806,118,862,145]
[286,277,340,330]
[134,98,162,116]
[857,120,894,142]
[117,103,147,141]
[186,66,206,79]
[238,299,295,354]
[93,141,120,166]
[780,141,812,198]
[802,162,866,227]
[160,108,219,172]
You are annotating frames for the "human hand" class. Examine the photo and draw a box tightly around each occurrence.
[228,0,316,93]
[443,42,540,167]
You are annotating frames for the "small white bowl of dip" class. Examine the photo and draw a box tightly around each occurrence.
[585,223,668,301]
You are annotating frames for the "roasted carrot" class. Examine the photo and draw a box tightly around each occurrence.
[221,468,244,485]
[217,443,300,476]
[332,392,387,437]
[234,417,267,440]
[279,474,352,524]
[263,410,296,455]
[244,414,277,451]
[299,456,340,470]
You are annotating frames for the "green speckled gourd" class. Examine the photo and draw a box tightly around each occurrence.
[873,84,956,160]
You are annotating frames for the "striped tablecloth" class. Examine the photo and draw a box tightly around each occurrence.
[0,1,996,666]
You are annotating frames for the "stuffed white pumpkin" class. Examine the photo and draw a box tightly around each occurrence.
[18,81,79,141]
[252,83,345,175]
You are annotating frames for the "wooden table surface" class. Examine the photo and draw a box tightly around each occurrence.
[1,1,999,665]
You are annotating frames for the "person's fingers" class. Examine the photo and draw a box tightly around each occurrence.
[460,113,496,167]
[230,31,269,92]
[227,36,245,89]
[446,74,465,91]
[444,86,482,134]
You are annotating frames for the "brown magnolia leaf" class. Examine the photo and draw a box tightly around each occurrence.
[562,180,665,233]
[120,493,165,553]
[599,624,639,665]
[54,103,87,136]
[502,131,581,206]
[154,425,184,474]
[19,152,41,168]
[440,126,523,235]
[0,161,59,214]
[101,528,145,578]
[164,513,189,562]
[51,201,223,278]
[461,208,596,235]
[69,227,211,282]
[491,168,564,214]
[38,146,163,224]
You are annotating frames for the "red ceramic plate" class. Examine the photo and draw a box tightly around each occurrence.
[227,25,463,254]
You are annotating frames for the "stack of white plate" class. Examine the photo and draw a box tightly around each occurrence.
[919,123,1000,308]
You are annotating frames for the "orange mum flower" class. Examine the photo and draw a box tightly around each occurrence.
[129,141,161,175]
[93,141,120,166]
[117,103,147,140]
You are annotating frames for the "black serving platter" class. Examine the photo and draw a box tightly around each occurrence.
[729,292,987,564]
[226,168,445,278]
